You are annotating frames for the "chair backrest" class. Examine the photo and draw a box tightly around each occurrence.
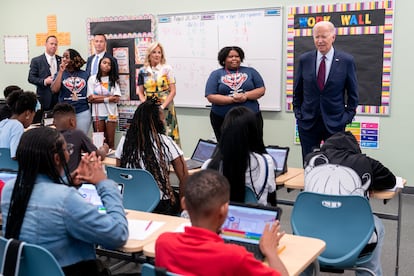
[0,237,64,276]
[106,166,160,212]
[0,148,18,172]
[244,186,258,204]
[141,263,178,276]
[291,192,375,268]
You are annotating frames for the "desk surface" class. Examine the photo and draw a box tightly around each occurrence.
[121,210,188,253]
[283,170,406,200]
[142,233,325,276]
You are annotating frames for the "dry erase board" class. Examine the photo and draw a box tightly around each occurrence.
[157,8,283,111]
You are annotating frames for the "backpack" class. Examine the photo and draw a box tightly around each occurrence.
[304,153,371,197]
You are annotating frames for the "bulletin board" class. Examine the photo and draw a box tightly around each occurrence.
[286,0,394,115]
[86,15,155,101]
[157,8,283,111]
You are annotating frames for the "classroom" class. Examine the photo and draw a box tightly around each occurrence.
[1,0,413,275]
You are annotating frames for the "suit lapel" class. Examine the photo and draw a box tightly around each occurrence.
[326,52,340,85]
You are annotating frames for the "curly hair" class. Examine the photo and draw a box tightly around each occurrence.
[67,48,86,70]
[217,46,245,67]
[120,99,177,203]
[96,57,119,86]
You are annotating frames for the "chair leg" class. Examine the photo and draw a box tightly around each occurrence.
[348,267,376,276]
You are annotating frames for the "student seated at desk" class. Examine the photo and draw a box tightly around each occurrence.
[155,169,288,276]
[115,98,188,215]
[0,85,22,121]
[1,127,128,275]
[202,106,276,205]
[0,90,37,158]
[53,103,109,173]
[303,131,396,276]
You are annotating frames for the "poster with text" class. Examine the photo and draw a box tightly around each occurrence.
[286,0,394,115]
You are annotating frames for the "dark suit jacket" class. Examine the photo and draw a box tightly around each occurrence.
[293,49,358,133]
[28,53,61,111]
[85,52,118,77]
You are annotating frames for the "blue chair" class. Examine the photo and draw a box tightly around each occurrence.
[141,263,179,276]
[106,166,160,212]
[0,237,64,276]
[0,148,18,172]
[244,186,258,204]
[290,192,376,275]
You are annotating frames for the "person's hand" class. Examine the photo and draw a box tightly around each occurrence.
[99,143,110,154]
[73,152,107,185]
[59,61,67,72]
[259,220,285,258]
[232,92,247,103]
[44,76,53,85]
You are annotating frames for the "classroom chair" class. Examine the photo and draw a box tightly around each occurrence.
[141,263,179,276]
[0,148,18,172]
[290,192,376,275]
[0,237,64,276]
[244,186,258,204]
[106,166,160,212]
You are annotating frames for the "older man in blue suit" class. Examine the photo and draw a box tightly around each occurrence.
[293,21,358,164]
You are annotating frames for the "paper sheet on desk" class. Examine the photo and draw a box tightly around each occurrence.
[174,222,192,232]
[384,176,404,192]
[128,219,165,240]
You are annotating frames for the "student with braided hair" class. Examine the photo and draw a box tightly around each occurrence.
[115,98,188,215]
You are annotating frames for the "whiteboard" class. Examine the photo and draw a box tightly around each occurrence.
[157,8,283,111]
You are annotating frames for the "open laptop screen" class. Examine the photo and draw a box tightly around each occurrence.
[191,139,216,162]
[265,146,289,173]
[220,203,281,244]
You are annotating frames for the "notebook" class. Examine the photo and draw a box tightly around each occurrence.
[186,139,217,170]
[265,146,290,177]
[220,202,282,261]
[78,183,124,213]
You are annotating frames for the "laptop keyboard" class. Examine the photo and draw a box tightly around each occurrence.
[224,239,265,261]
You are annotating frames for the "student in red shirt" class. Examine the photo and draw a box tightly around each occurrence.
[155,169,288,276]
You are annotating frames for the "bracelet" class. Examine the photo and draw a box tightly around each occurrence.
[104,97,109,103]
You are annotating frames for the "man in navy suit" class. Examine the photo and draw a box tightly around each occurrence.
[85,34,118,77]
[293,21,358,164]
[28,35,61,121]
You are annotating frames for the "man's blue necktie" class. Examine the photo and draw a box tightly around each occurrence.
[92,55,99,75]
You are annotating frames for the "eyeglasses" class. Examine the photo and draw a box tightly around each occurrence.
[66,143,74,155]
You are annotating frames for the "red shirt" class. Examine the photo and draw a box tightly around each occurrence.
[155,226,281,276]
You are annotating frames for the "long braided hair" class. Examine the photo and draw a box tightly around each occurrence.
[5,127,73,239]
[120,98,176,203]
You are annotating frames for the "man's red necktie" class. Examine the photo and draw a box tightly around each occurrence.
[317,56,326,90]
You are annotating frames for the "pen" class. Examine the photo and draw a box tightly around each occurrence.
[277,245,286,255]
[145,220,153,231]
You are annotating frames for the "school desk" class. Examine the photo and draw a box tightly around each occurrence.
[142,233,326,276]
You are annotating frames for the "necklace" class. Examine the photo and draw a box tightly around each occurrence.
[69,71,78,101]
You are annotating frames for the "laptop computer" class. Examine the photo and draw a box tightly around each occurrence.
[220,202,282,260]
[186,139,217,170]
[78,183,124,213]
[266,146,290,177]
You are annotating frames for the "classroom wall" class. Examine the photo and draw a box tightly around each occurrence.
[1,0,413,186]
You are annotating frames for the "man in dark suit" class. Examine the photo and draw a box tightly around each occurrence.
[85,33,118,77]
[28,35,61,122]
[293,21,358,164]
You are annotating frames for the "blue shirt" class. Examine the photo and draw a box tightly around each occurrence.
[205,66,264,117]
[0,118,24,158]
[57,70,90,114]
[1,175,128,267]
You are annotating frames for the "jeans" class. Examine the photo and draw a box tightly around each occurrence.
[76,109,91,135]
